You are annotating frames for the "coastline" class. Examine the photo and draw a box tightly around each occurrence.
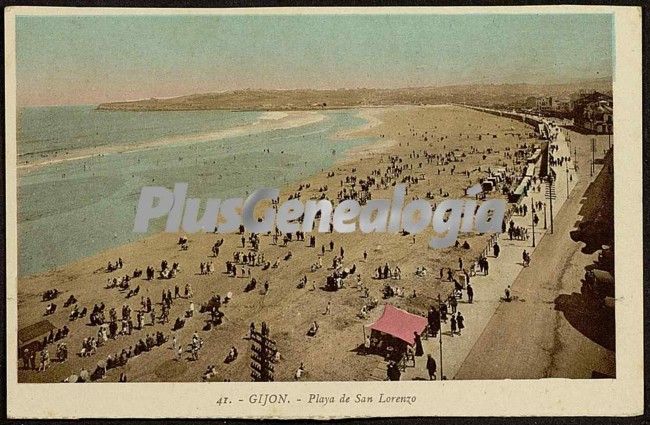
[334,107,397,165]
[18,110,326,173]
[17,107,387,281]
[17,104,539,383]
[16,103,534,284]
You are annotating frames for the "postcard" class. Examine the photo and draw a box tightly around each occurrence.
[5,6,643,418]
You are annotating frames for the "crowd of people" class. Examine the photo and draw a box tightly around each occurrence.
[21,112,554,383]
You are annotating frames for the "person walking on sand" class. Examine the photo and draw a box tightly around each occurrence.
[467,283,474,303]
[295,362,305,380]
[323,301,331,315]
[450,314,457,336]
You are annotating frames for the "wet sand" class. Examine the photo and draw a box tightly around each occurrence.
[17,104,538,382]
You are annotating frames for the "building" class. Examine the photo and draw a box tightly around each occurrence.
[534,96,572,115]
[535,96,555,111]
[572,92,613,134]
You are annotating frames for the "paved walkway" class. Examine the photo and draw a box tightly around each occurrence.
[400,127,579,381]
[455,129,615,379]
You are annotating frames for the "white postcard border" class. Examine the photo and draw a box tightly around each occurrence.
[4,5,643,418]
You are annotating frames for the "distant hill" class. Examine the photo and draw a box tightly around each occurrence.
[97,79,612,111]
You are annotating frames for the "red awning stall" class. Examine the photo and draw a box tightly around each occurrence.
[365,305,428,358]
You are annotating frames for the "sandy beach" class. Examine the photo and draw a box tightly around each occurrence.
[18,104,538,382]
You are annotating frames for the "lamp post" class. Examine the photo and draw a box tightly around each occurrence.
[547,175,555,234]
[543,202,547,230]
[437,293,444,380]
[608,132,611,150]
[591,137,595,177]
[565,163,570,199]
[531,197,536,248]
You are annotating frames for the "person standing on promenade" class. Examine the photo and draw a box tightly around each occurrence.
[467,283,474,303]
[426,354,437,380]
[457,313,465,335]
[449,296,458,314]
[493,242,500,258]
[440,301,448,323]
[387,361,401,381]
[414,332,424,356]
[450,314,457,336]
[428,306,440,337]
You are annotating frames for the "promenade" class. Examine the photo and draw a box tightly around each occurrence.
[394,122,581,381]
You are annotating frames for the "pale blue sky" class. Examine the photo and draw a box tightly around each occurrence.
[16,13,614,106]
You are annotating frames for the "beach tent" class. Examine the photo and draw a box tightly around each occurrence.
[525,165,536,177]
[509,177,531,202]
[491,167,507,182]
[366,304,428,346]
[18,319,54,351]
[481,179,495,192]
[513,177,531,197]
[527,149,542,164]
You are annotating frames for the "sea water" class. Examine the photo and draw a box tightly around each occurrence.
[17,106,375,276]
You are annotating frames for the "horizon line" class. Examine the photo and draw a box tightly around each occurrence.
[18,77,613,108]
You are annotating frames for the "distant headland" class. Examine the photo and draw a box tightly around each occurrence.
[97,79,612,112]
